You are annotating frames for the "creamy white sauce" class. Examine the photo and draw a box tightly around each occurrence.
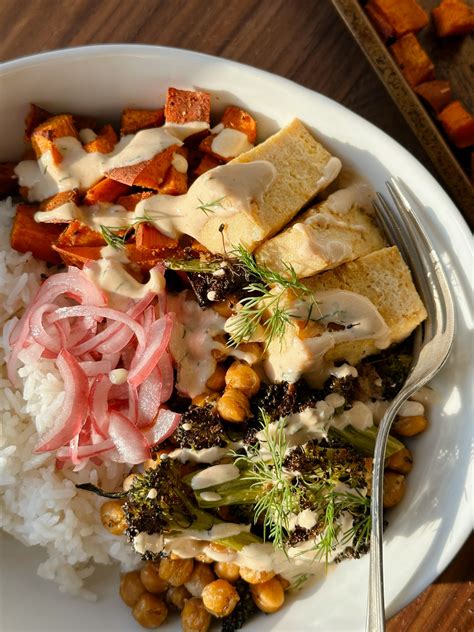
[264,289,391,386]
[190,464,240,490]
[325,183,373,214]
[171,152,188,174]
[315,157,342,191]
[200,491,222,502]
[168,446,231,464]
[83,246,165,308]
[330,363,358,379]
[35,201,133,231]
[133,160,276,240]
[398,401,425,417]
[332,401,373,432]
[211,128,253,158]
[168,292,227,398]
[15,123,207,202]
[78,128,97,143]
[109,368,129,385]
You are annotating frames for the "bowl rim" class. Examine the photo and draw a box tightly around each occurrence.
[0,43,472,622]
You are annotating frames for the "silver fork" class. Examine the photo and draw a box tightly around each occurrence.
[366,178,455,632]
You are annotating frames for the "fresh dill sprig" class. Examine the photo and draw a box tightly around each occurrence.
[234,410,302,551]
[100,215,153,250]
[196,196,226,216]
[226,245,315,349]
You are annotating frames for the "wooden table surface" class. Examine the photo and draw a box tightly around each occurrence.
[0,0,472,630]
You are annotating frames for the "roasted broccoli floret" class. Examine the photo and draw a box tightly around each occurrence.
[323,374,357,408]
[187,257,258,307]
[175,404,228,450]
[221,579,258,632]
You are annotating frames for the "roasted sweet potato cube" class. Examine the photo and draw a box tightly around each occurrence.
[52,244,102,267]
[83,178,130,206]
[365,2,395,41]
[120,108,165,136]
[39,190,80,213]
[135,222,179,252]
[83,124,118,154]
[10,204,64,264]
[367,0,429,37]
[31,114,79,164]
[116,191,154,211]
[221,106,257,143]
[438,101,474,148]
[132,145,178,190]
[432,0,474,37]
[24,104,53,141]
[55,220,105,248]
[125,243,165,270]
[390,34,435,87]
[165,87,211,124]
[415,80,452,113]
[0,162,18,197]
[159,166,188,195]
[193,154,222,177]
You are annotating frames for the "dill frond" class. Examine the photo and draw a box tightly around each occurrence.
[100,215,153,250]
[196,196,227,216]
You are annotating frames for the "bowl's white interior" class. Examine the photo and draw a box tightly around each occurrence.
[0,46,472,632]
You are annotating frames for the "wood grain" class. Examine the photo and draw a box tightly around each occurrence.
[0,1,471,629]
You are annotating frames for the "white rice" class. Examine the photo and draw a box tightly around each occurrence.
[0,198,138,599]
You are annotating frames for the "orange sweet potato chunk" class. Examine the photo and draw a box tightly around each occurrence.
[135,223,179,252]
[55,220,105,248]
[39,190,80,213]
[438,101,474,149]
[221,106,257,143]
[31,114,79,164]
[131,145,179,190]
[0,163,18,197]
[415,80,452,113]
[11,204,64,264]
[432,0,474,37]
[365,2,395,41]
[120,108,165,136]
[368,0,429,37]
[83,124,118,154]
[116,191,154,211]
[193,154,222,177]
[390,34,435,87]
[83,178,130,206]
[52,244,102,267]
[165,87,211,124]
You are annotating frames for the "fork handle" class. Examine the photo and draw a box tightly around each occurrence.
[366,404,400,632]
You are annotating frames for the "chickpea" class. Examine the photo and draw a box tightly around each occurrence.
[140,561,169,594]
[123,473,138,492]
[250,577,285,614]
[159,557,194,587]
[100,500,126,535]
[181,597,212,632]
[386,448,413,475]
[166,584,191,611]
[206,364,227,391]
[225,361,261,397]
[202,579,240,617]
[235,342,263,364]
[393,415,428,437]
[185,562,216,598]
[132,593,168,628]
[214,561,240,583]
[383,471,406,508]
[239,567,275,585]
[217,387,251,423]
[120,570,146,607]
[212,300,234,318]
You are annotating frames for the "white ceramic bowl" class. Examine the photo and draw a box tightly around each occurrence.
[0,45,472,632]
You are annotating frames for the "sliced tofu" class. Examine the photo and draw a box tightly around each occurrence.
[302,245,427,365]
[254,184,386,279]
[196,118,341,254]
[264,246,427,384]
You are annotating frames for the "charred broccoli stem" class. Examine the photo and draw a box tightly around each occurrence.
[221,579,258,632]
[174,404,229,450]
[329,425,405,458]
